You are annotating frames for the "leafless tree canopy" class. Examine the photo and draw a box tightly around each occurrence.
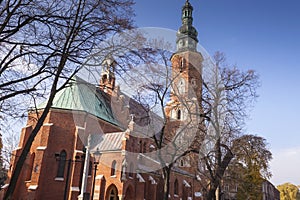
[0,0,134,120]
[199,52,262,200]
[0,0,135,198]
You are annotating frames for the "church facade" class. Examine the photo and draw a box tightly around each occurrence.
[2,1,206,200]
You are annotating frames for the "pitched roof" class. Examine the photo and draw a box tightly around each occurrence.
[98,132,125,151]
[38,76,120,126]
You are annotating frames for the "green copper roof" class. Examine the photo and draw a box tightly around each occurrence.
[179,0,198,42]
[38,76,120,126]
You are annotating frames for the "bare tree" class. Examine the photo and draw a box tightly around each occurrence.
[122,39,203,200]
[0,134,7,187]
[1,130,19,169]
[198,52,260,200]
[0,0,135,199]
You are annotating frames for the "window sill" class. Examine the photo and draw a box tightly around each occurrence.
[55,177,64,181]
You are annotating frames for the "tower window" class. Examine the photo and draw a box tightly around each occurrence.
[180,159,184,167]
[56,150,66,178]
[102,74,107,81]
[180,58,185,71]
[177,109,181,120]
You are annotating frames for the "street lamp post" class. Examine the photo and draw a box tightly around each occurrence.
[91,148,101,200]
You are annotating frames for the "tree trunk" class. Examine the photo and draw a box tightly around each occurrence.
[207,185,217,200]
[4,99,52,200]
[4,55,69,200]
[216,186,220,200]
[162,167,171,200]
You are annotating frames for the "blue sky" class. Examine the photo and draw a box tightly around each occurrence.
[134,0,300,186]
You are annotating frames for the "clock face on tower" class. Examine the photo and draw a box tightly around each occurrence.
[188,40,194,49]
[177,38,196,51]
[177,78,185,94]
[178,39,185,48]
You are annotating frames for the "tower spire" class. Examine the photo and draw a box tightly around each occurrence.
[99,55,116,95]
[176,0,198,52]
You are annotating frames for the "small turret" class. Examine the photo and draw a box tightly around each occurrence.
[99,55,116,95]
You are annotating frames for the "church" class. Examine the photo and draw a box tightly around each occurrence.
[2,1,206,199]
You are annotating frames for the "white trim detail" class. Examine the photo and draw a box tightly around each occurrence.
[76,126,85,130]
[36,146,47,151]
[148,175,157,185]
[1,184,9,189]
[55,177,64,181]
[13,147,22,151]
[70,187,80,192]
[28,185,38,190]
[43,123,53,126]
[183,180,191,188]
[96,175,104,180]
[136,173,145,182]
[75,150,84,154]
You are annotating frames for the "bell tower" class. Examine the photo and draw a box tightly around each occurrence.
[165,0,204,173]
[168,0,203,120]
[99,55,116,95]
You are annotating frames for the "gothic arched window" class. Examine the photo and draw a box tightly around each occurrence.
[26,153,35,181]
[111,160,117,176]
[88,161,92,176]
[129,162,134,178]
[174,179,179,195]
[56,150,66,178]
[108,185,118,200]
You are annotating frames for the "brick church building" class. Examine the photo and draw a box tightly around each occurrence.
[2,1,206,199]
